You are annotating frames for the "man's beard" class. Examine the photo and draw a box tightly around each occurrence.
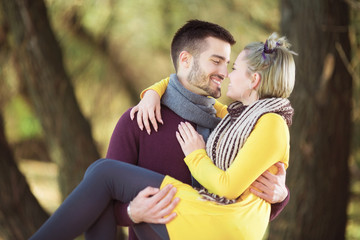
[188,59,221,98]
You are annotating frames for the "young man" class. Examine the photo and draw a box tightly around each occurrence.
[106,20,289,239]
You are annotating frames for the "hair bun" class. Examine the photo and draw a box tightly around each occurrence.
[262,32,296,59]
[267,32,291,49]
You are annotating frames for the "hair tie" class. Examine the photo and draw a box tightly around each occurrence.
[262,40,280,60]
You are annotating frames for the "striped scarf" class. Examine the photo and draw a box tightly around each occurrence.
[198,98,294,204]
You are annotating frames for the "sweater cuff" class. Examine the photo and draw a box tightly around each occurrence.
[269,186,290,221]
[114,201,133,226]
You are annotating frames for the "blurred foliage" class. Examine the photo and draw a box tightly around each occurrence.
[348,2,360,239]
[349,0,360,168]
[3,0,282,154]
[4,97,42,140]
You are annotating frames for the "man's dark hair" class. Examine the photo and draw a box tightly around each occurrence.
[171,19,236,72]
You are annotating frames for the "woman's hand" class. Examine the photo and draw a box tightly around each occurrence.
[176,122,205,156]
[130,90,163,135]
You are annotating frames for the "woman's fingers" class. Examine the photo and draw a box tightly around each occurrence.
[177,122,191,141]
[184,122,198,137]
[130,105,139,120]
[142,108,153,135]
[136,110,144,131]
[175,131,184,145]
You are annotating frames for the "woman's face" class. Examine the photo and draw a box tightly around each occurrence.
[226,50,254,103]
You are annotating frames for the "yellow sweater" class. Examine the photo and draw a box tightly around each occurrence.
[161,114,289,240]
[144,78,290,239]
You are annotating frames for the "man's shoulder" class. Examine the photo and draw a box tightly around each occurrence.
[160,105,185,121]
[115,105,190,129]
[113,107,137,129]
[121,107,133,119]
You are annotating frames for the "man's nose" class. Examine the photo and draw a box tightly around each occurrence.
[219,65,229,78]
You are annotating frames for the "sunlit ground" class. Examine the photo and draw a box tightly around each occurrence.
[19,159,360,240]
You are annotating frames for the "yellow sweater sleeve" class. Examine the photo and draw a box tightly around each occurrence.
[184,113,290,199]
[140,77,228,118]
[140,77,170,99]
[213,101,228,118]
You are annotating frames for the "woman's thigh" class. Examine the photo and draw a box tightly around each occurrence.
[85,158,165,202]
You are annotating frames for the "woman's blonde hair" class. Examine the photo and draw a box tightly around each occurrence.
[244,33,297,99]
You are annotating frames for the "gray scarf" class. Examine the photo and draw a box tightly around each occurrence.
[161,74,221,141]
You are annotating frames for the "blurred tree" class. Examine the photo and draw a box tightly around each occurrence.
[0,112,49,240]
[0,6,49,240]
[269,0,352,239]
[0,1,127,238]
[62,7,139,104]
[0,0,100,198]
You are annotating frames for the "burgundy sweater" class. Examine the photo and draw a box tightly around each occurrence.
[106,106,289,240]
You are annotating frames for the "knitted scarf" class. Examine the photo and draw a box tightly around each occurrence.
[161,74,221,141]
[199,98,294,204]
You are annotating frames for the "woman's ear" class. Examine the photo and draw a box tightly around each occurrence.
[179,51,192,69]
[252,73,261,89]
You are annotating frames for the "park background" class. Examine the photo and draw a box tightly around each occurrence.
[0,0,359,239]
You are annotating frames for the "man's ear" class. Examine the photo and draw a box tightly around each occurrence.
[179,51,192,69]
[252,73,261,89]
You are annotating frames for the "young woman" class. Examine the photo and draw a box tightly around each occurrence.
[30,33,296,240]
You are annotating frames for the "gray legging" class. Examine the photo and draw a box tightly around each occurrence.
[29,159,170,240]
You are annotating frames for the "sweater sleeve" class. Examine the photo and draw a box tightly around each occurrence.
[270,187,290,221]
[106,108,140,226]
[140,77,170,99]
[213,100,228,118]
[184,113,290,200]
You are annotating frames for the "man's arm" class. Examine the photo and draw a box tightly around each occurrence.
[107,109,179,226]
[269,187,289,221]
[250,162,289,220]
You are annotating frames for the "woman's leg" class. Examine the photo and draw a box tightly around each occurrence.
[133,222,170,240]
[84,202,117,240]
[85,201,169,240]
[30,159,168,240]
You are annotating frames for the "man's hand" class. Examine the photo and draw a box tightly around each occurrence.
[129,184,180,224]
[130,90,163,135]
[250,162,288,204]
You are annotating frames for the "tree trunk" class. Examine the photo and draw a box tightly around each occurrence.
[269,1,352,239]
[0,0,100,197]
[0,113,49,240]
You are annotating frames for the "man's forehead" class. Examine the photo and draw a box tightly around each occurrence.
[202,37,231,60]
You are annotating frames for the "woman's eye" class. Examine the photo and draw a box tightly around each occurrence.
[212,60,220,64]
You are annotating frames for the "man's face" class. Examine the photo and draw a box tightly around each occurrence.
[187,37,231,98]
